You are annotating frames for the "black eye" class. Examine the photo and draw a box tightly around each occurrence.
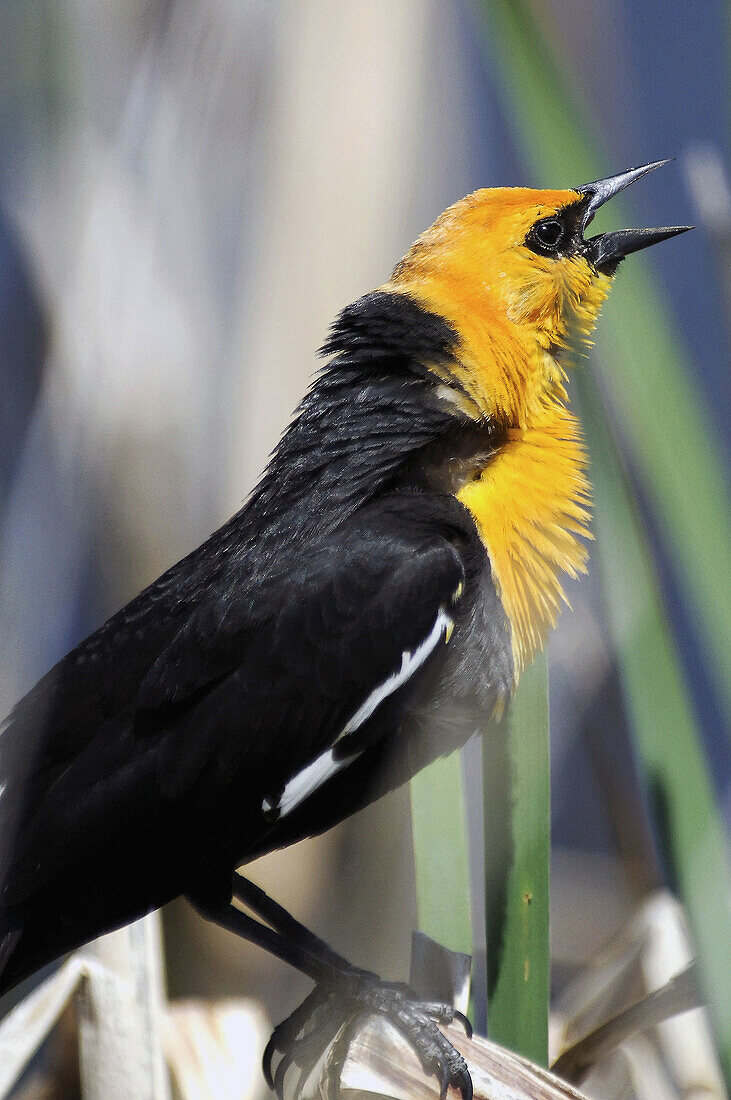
[534,219,564,248]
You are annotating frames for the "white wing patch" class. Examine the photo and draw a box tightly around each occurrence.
[263,748,341,820]
[262,608,454,820]
[338,608,454,739]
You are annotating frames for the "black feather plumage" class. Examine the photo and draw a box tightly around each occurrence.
[0,291,508,1000]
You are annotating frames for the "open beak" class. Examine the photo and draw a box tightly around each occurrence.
[577,160,693,273]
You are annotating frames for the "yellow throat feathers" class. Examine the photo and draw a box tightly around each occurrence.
[456,403,591,676]
[387,186,612,678]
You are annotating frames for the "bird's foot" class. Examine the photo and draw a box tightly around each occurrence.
[263,970,473,1100]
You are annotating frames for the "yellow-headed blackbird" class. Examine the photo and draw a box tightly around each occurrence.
[0,161,690,1097]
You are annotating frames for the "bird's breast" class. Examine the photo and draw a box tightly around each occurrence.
[455,401,591,679]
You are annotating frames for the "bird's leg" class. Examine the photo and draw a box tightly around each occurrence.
[232,873,471,1032]
[231,874,472,1036]
[230,873,360,974]
[189,891,335,985]
[190,876,473,1100]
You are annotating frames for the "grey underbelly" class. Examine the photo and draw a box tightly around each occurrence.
[402,556,514,761]
[442,555,513,708]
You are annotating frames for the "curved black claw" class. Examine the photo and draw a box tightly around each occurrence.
[453,1009,473,1040]
[263,976,473,1099]
[389,1010,472,1100]
[270,992,344,1100]
[263,987,329,1089]
[415,998,473,1038]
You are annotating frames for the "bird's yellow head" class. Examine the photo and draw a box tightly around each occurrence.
[388,186,604,425]
[387,162,690,427]
[385,163,690,678]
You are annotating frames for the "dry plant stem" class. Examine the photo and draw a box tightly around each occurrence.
[0,915,169,1100]
[0,957,86,1100]
[75,915,171,1100]
[552,960,702,1083]
[334,1016,594,1100]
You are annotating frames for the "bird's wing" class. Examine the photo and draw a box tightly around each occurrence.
[2,495,471,910]
[139,496,469,815]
